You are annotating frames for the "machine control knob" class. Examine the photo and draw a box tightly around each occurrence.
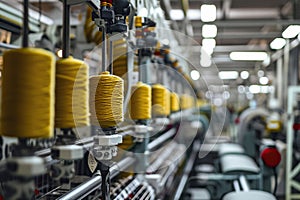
[260,147,281,168]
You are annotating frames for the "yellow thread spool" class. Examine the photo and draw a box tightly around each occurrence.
[113,39,127,78]
[130,82,151,120]
[152,84,170,117]
[90,71,124,128]
[171,92,180,112]
[84,7,102,44]
[1,48,55,138]
[135,16,142,28]
[180,94,190,110]
[55,57,89,128]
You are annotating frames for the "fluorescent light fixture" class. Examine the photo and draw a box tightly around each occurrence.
[190,70,200,80]
[218,71,239,79]
[202,46,214,55]
[270,38,286,50]
[200,4,217,22]
[249,85,260,94]
[138,7,148,17]
[259,76,269,85]
[282,25,300,39]
[170,9,184,20]
[200,57,212,67]
[202,38,216,48]
[202,24,217,38]
[187,9,201,20]
[240,71,249,79]
[229,52,268,61]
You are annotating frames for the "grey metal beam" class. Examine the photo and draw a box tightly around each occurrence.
[222,0,232,19]
[185,45,267,53]
[181,19,300,28]
[193,32,280,39]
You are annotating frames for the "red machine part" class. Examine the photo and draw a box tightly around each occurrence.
[260,147,281,168]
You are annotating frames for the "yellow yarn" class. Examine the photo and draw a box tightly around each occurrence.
[112,39,128,78]
[89,71,124,128]
[181,94,194,110]
[170,92,180,112]
[1,48,55,138]
[130,82,151,120]
[197,99,207,107]
[55,57,89,128]
[84,7,102,44]
[152,84,170,117]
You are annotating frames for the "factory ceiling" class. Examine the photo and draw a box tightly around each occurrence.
[3,0,300,73]
[162,0,300,72]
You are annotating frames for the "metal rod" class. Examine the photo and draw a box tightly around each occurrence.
[100,163,110,200]
[22,0,29,47]
[102,27,107,72]
[57,173,102,200]
[109,39,113,74]
[239,175,250,192]
[233,180,241,192]
[0,43,19,49]
[57,157,136,200]
[147,128,176,151]
[110,156,136,177]
[62,0,70,58]
[174,141,201,200]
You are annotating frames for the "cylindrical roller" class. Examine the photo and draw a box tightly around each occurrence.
[1,48,55,138]
[55,57,89,128]
[89,71,124,128]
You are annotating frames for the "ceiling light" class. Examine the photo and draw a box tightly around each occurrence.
[229,52,268,61]
[202,24,217,38]
[170,9,184,20]
[138,7,148,17]
[190,70,200,80]
[187,9,201,20]
[240,71,249,79]
[218,71,239,79]
[270,38,286,50]
[259,76,269,85]
[161,39,170,46]
[257,70,264,77]
[261,86,269,93]
[202,46,214,55]
[202,38,216,48]
[249,85,260,94]
[282,25,300,39]
[57,49,63,58]
[238,85,246,93]
[200,57,212,67]
[200,4,217,22]
[223,91,230,99]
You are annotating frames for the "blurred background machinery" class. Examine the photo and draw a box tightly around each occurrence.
[1,0,300,200]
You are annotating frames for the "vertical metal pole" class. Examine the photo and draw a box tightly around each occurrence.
[100,162,110,200]
[62,0,70,58]
[283,40,290,109]
[22,0,29,48]
[102,27,107,72]
[138,49,143,81]
[109,39,113,74]
[276,57,283,107]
